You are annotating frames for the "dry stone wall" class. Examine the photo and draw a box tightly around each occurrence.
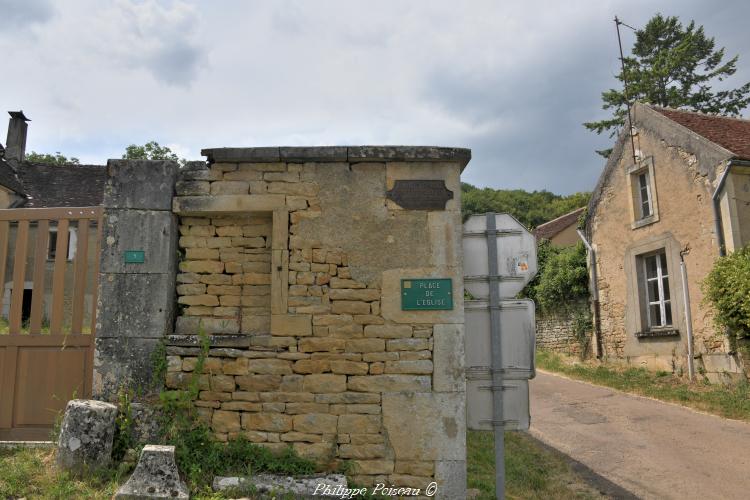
[166,147,470,497]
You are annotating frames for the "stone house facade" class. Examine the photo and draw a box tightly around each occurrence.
[533,207,585,247]
[584,102,750,379]
[0,112,105,329]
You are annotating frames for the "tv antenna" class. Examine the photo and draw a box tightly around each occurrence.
[615,15,638,164]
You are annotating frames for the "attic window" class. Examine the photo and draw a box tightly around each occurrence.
[628,156,659,229]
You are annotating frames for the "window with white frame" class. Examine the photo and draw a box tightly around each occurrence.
[643,250,672,328]
[47,227,77,261]
[637,171,652,219]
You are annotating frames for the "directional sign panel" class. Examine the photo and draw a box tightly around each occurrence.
[463,213,537,299]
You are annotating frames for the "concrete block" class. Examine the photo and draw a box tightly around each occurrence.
[93,337,161,400]
[433,324,465,392]
[114,445,189,499]
[57,399,118,474]
[100,209,178,274]
[96,273,175,338]
[103,159,178,210]
[435,460,466,500]
[382,392,465,461]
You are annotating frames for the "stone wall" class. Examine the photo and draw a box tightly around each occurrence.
[535,302,590,357]
[165,146,469,498]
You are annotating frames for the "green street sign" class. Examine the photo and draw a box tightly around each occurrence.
[401,278,453,310]
[124,250,145,264]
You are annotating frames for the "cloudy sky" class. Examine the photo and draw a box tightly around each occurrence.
[1,0,749,194]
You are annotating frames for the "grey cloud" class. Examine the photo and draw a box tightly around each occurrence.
[147,41,203,86]
[0,0,54,30]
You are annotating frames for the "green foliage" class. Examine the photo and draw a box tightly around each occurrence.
[111,387,135,462]
[585,13,750,137]
[122,141,185,166]
[461,183,590,228]
[525,241,589,313]
[702,245,750,340]
[25,151,80,165]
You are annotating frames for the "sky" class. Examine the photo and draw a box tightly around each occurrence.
[1,0,749,195]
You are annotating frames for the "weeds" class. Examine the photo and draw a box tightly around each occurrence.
[537,349,750,421]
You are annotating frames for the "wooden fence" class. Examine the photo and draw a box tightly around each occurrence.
[0,207,102,440]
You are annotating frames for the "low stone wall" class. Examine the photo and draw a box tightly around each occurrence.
[535,302,590,357]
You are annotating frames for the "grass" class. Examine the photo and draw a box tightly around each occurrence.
[537,349,750,421]
[468,430,603,499]
[1,431,604,499]
[0,316,91,335]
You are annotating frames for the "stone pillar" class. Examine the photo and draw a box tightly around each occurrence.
[93,160,179,400]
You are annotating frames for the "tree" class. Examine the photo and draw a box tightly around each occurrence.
[461,183,590,228]
[585,13,750,140]
[702,245,750,341]
[25,151,80,166]
[122,141,184,165]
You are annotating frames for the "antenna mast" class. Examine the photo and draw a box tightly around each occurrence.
[615,15,638,164]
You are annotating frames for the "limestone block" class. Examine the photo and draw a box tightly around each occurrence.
[331,301,371,315]
[386,339,430,351]
[213,473,348,497]
[293,359,332,373]
[175,316,240,335]
[242,413,293,432]
[314,392,380,404]
[353,460,394,475]
[285,402,330,414]
[104,159,178,210]
[330,278,366,289]
[241,314,270,334]
[364,324,412,339]
[330,360,369,375]
[114,445,189,499]
[347,375,431,393]
[247,358,293,375]
[338,444,386,459]
[281,432,321,442]
[271,314,312,336]
[213,410,241,433]
[345,339,385,353]
[96,273,176,339]
[384,360,433,374]
[382,392,465,461]
[338,414,381,434]
[94,338,161,399]
[173,194,285,215]
[57,399,118,474]
[210,181,250,195]
[293,413,338,434]
[178,294,219,306]
[433,324,465,393]
[299,338,346,353]
[395,460,434,477]
[303,374,347,393]
[101,209,178,274]
[236,374,281,391]
[328,289,381,301]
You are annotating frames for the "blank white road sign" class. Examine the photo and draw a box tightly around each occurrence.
[463,213,537,300]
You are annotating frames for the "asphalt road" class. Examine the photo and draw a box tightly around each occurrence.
[529,370,750,500]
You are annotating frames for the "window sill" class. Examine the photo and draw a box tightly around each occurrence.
[635,328,679,339]
[631,215,659,230]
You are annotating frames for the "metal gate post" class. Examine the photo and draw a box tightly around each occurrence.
[486,213,505,500]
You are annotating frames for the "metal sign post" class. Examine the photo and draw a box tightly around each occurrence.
[486,213,506,500]
[463,213,538,500]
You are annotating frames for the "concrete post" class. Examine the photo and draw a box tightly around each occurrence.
[93,159,179,400]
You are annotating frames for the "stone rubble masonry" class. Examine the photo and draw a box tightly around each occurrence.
[94,160,180,400]
[535,301,591,357]
[168,147,470,497]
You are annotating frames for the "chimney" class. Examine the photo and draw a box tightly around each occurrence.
[5,111,30,163]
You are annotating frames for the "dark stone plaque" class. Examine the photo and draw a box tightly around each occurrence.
[386,180,453,210]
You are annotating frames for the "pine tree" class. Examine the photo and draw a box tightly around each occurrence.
[585,14,750,140]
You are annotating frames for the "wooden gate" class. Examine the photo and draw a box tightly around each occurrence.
[0,207,102,440]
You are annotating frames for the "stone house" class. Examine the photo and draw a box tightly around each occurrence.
[533,206,585,247]
[0,111,105,328]
[584,102,750,379]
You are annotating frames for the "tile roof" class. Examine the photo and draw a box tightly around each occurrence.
[16,163,106,208]
[533,207,585,241]
[653,107,750,160]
